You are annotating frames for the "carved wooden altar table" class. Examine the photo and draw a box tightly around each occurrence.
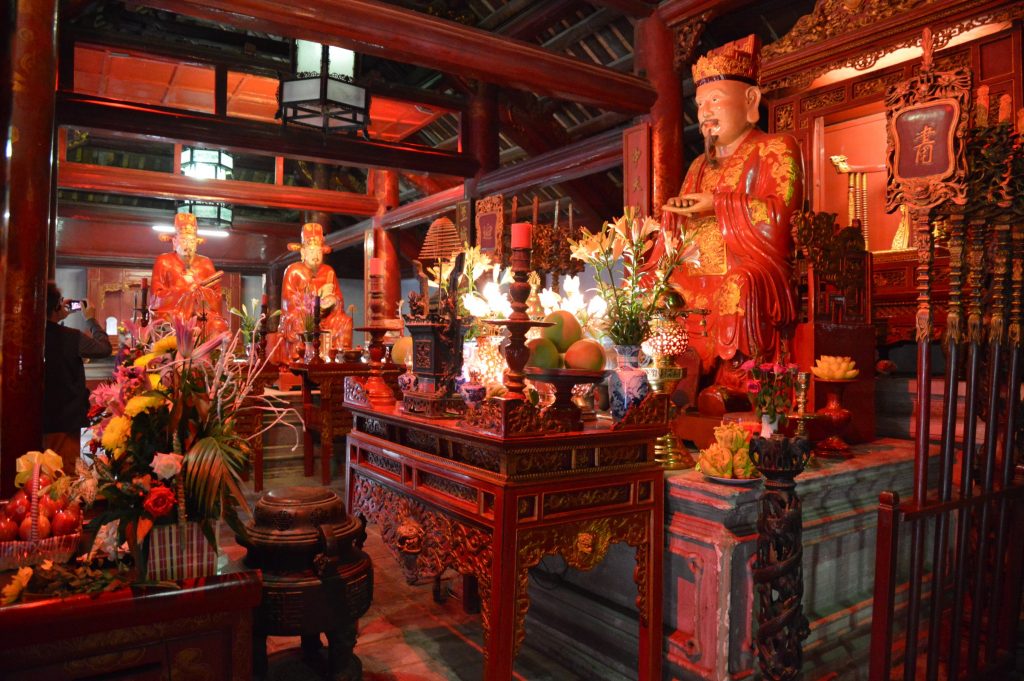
[234,362,285,492]
[0,571,261,680]
[344,402,665,680]
[289,360,400,484]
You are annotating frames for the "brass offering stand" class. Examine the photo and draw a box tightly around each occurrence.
[354,272,395,408]
[461,242,552,436]
[642,313,692,470]
[524,368,607,432]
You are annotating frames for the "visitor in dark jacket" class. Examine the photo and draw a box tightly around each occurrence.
[43,282,111,471]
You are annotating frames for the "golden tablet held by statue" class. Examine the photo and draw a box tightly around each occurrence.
[662,35,803,413]
[151,212,228,335]
[280,223,353,360]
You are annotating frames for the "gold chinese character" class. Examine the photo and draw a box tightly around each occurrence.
[914,124,936,165]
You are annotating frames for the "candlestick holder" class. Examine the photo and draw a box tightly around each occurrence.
[310,295,324,364]
[354,275,395,407]
[641,313,692,469]
[788,371,818,439]
[461,246,551,436]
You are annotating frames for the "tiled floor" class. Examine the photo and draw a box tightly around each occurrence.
[257,524,595,681]
[240,461,604,681]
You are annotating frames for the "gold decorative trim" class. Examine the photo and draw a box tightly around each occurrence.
[762,6,1024,93]
[514,513,651,655]
[800,88,846,113]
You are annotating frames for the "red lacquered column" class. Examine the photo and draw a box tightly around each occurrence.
[635,14,684,218]
[1,0,58,497]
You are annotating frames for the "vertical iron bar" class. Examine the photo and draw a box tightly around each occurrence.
[987,222,1023,662]
[869,491,901,681]
[904,208,935,681]
[968,221,1009,671]
[926,210,967,681]
[949,217,987,678]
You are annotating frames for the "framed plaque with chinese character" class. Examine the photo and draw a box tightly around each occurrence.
[884,52,969,211]
[456,199,472,246]
[475,195,503,255]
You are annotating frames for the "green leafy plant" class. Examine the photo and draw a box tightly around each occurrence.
[229,297,280,346]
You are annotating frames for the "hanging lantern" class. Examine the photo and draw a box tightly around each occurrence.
[179,147,233,230]
[279,39,370,135]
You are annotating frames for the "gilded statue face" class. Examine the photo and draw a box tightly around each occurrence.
[301,243,323,270]
[695,79,761,149]
[173,233,198,262]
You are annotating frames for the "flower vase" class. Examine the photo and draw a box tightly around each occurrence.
[302,332,316,363]
[608,344,650,420]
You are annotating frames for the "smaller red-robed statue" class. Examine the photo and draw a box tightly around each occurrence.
[280,223,353,360]
[151,212,228,335]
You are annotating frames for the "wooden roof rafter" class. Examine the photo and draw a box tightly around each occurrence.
[136,0,657,114]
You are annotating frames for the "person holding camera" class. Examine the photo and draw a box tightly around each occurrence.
[44,282,112,470]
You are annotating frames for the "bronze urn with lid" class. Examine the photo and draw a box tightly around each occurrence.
[241,486,373,680]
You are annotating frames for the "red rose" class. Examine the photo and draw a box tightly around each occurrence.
[143,485,177,519]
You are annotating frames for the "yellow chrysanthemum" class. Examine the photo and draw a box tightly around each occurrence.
[147,373,165,391]
[133,353,158,368]
[101,415,132,459]
[152,335,177,354]
[124,394,165,417]
[2,567,33,605]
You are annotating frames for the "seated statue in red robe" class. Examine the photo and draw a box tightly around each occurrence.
[662,35,803,414]
[280,223,353,360]
[151,212,228,335]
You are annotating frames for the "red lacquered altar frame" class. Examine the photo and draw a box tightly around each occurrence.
[0,570,261,680]
[345,402,664,681]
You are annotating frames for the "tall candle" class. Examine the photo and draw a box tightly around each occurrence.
[369,257,384,276]
[511,222,532,249]
[261,293,268,306]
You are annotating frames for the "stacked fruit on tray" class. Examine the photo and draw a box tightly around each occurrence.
[526,310,606,371]
[811,355,859,380]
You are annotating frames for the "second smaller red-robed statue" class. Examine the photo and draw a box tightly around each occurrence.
[280,223,354,361]
[151,212,228,334]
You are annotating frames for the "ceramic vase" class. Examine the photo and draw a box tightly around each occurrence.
[608,344,650,420]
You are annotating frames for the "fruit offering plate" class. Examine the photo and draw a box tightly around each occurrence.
[702,474,761,487]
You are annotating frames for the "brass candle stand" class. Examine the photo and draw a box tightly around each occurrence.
[788,371,817,439]
[355,273,395,408]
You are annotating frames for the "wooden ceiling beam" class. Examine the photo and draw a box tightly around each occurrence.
[587,0,655,18]
[477,126,622,200]
[137,0,656,114]
[59,161,381,215]
[57,93,478,177]
[657,0,758,27]
[497,0,583,40]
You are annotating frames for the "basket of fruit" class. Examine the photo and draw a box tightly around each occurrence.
[0,451,82,571]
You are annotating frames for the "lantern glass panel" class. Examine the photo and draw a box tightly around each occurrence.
[295,40,321,75]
